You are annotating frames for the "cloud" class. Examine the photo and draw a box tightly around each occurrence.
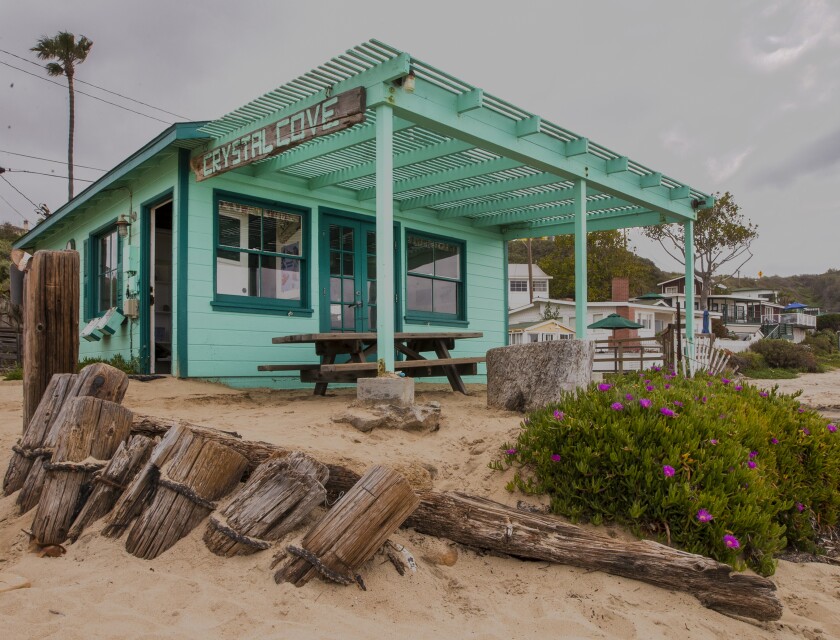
[741,0,839,72]
[706,148,754,183]
[749,126,840,188]
[660,126,695,157]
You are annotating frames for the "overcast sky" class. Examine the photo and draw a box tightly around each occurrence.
[2,0,838,276]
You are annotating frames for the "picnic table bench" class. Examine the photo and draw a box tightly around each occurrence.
[258,331,485,395]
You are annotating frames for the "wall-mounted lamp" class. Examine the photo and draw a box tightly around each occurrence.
[402,70,416,93]
[116,211,137,238]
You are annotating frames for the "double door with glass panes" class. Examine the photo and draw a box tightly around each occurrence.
[321,216,383,332]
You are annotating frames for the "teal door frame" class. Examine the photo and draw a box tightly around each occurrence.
[318,208,401,334]
[139,189,174,375]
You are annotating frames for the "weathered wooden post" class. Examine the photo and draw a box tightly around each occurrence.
[21,250,80,431]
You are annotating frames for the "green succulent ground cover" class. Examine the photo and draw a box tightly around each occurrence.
[497,369,840,576]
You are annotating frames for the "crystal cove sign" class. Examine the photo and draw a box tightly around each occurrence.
[192,87,366,181]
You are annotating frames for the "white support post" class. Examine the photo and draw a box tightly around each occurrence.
[684,219,696,370]
[375,102,396,372]
[573,179,588,339]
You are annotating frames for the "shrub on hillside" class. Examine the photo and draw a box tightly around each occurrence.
[497,370,840,576]
[750,340,818,372]
[802,330,837,356]
[817,313,840,333]
[729,351,765,373]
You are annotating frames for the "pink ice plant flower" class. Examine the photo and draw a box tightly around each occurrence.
[505,448,517,455]
[760,391,769,398]
[709,439,719,445]
[597,383,612,392]
[553,409,564,421]
[748,461,757,469]
[802,427,811,436]
[721,378,731,385]
[796,502,805,512]
[639,398,652,409]
[550,454,562,462]
[611,402,624,411]
[662,465,675,477]
[625,393,634,401]
[828,424,837,433]
[734,385,743,391]
[696,509,713,523]
[749,451,758,459]
[646,385,655,392]
[660,407,675,417]
[770,437,779,444]
[664,384,671,390]
[723,534,740,549]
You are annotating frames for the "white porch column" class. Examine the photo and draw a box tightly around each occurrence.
[684,219,696,365]
[375,102,396,372]
[573,179,588,339]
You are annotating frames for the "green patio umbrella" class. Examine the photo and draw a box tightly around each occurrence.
[588,313,644,330]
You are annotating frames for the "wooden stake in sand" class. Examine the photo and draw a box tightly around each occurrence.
[67,434,156,542]
[204,452,329,557]
[16,363,129,513]
[31,397,134,545]
[3,373,76,496]
[121,427,249,559]
[276,465,419,588]
[22,250,80,432]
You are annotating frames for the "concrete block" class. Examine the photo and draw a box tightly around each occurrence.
[357,376,415,407]
[486,340,594,412]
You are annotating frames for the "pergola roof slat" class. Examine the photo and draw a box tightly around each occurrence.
[196,39,711,233]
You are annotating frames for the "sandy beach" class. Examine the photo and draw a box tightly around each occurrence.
[1,373,839,640]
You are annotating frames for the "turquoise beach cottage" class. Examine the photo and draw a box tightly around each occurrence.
[13,40,711,388]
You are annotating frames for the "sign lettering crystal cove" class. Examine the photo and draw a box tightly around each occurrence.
[192,87,366,181]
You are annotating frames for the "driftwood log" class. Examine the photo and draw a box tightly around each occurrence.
[122,416,782,620]
[16,364,130,514]
[22,250,80,431]
[4,373,76,496]
[31,397,134,545]
[276,465,419,588]
[67,434,156,542]
[204,452,329,557]
[120,426,249,559]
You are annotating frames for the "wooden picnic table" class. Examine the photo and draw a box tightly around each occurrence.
[258,331,484,395]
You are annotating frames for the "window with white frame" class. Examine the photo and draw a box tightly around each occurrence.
[510,279,527,292]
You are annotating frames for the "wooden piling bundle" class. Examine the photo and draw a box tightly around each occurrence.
[204,452,329,557]
[31,397,134,545]
[67,434,156,542]
[276,465,419,588]
[15,363,129,513]
[104,424,249,560]
[3,373,76,496]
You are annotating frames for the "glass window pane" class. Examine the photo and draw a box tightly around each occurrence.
[342,253,354,278]
[343,304,355,329]
[329,224,341,250]
[216,249,251,296]
[329,253,341,276]
[342,226,353,252]
[247,214,261,251]
[218,215,241,260]
[330,277,342,302]
[366,231,376,255]
[434,242,460,279]
[433,280,457,315]
[265,209,302,255]
[407,236,435,275]
[260,255,301,301]
[342,278,355,302]
[367,255,376,280]
[407,275,433,313]
[367,280,376,305]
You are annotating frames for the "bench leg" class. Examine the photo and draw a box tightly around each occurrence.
[313,354,335,396]
[434,341,469,395]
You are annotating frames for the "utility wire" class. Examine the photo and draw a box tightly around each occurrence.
[0,149,106,172]
[0,174,40,209]
[3,168,95,183]
[0,191,29,222]
[0,47,190,120]
[0,60,171,124]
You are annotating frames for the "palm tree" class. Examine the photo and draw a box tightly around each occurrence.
[31,32,93,201]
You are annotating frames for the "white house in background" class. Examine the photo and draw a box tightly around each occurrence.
[508,264,552,308]
[508,318,575,344]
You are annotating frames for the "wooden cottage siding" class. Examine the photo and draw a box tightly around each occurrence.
[33,154,180,367]
[181,171,503,387]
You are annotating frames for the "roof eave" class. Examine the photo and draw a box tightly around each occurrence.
[14,122,210,249]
